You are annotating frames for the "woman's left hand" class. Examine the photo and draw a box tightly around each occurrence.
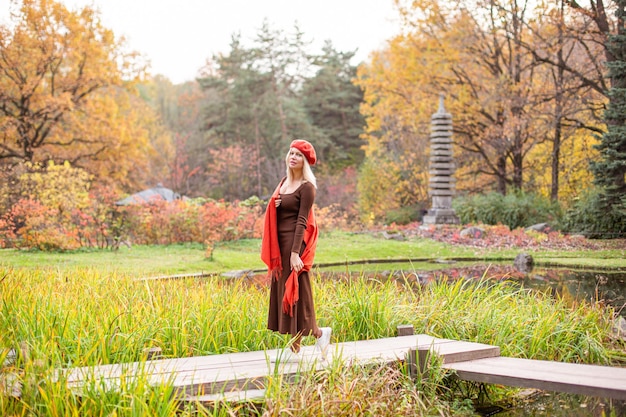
[290,252,303,272]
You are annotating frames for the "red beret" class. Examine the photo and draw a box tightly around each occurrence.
[290,139,317,165]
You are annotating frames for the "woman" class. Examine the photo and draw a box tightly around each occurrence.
[261,139,331,360]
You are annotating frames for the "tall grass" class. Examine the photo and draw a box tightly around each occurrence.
[402,276,614,364]
[0,266,619,416]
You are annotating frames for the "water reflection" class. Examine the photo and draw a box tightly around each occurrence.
[522,268,626,317]
[393,263,626,318]
[496,391,626,417]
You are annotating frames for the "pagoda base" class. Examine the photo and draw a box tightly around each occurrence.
[422,208,460,225]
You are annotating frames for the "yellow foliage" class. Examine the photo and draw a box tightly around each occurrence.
[0,0,164,193]
[19,161,92,212]
[526,130,600,203]
[357,0,604,211]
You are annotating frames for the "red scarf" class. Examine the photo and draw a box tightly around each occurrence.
[261,180,318,316]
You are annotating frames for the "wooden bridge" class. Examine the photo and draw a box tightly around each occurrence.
[60,330,626,404]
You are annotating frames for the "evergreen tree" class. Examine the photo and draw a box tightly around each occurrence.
[589,0,626,236]
[302,42,365,171]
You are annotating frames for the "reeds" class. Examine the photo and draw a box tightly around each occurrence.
[400,274,615,364]
[0,266,619,416]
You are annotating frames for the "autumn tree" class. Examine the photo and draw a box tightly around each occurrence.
[511,1,606,201]
[7,160,93,250]
[18,160,91,214]
[528,2,626,193]
[526,0,626,235]
[137,76,200,195]
[355,0,611,224]
[355,0,550,221]
[0,0,160,192]
[353,31,434,222]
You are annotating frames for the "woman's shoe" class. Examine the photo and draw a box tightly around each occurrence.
[315,327,332,359]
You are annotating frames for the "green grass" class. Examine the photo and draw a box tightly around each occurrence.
[1,266,622,416]
[0,243,212,275]
[3,231,623,277]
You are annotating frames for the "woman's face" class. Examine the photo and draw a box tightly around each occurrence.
[287,148,305,170]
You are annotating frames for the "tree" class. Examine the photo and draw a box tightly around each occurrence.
[356,0,606,219]
[198,25,323,199]
[590,0,626,206]
[302,42,365,171]
[0,0,157,192]
[356,0,551,224]
[419,0,546,194]
[509,1,604,201]
[531,1,626,199]
[137,76,199,195]
[528,0,626,235]
[198,35,275,199]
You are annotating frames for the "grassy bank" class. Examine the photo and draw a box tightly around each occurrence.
[1,231,625,276]
[1,264,623,416]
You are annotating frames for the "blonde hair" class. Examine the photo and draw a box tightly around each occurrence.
[285,148,317,189]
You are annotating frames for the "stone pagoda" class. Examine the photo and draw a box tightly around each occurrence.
[422,95,460,225]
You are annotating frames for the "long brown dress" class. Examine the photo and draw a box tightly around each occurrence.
[267,181,318,336]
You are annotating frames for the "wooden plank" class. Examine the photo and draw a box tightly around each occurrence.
[58,335,500,398]
[410,339,500,378]
[184,389,266,404]
[397,325,415,336]
[444,356,626,400]
[417,341,500,365]
[64,350,302,395]
[59,334,626,401]
[61,335,450,395]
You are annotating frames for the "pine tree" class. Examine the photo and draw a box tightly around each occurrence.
[589,0,626,236]
[591,0,626,237]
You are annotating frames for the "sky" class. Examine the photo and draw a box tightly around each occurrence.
[1,0,402,84]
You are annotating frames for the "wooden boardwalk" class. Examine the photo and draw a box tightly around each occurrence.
[442,356,626,400]
[60,334,626,403]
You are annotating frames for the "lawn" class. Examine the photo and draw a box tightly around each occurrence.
[1,229,624,276]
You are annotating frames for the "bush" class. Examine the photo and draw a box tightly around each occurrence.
[0,189,268,250]
[560,188,626,239]
[123,197,265,246]
[453,191,562,230]
[384,204,423,225]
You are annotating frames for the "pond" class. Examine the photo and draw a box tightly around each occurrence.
[407,263,626,318]
[492,391,626,417]
[330,260,626,317]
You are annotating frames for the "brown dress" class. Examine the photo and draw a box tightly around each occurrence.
[267,181,318,336]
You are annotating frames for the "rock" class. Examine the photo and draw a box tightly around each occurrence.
[382,231,406,241]
[526,223,551,233]
[460,226,485,239]
[221,270,252,279]
[2,349,17,367]
[612,316,626,341]
[143,347,163,360]
[569,234,586,239]
[513,253,534,273]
